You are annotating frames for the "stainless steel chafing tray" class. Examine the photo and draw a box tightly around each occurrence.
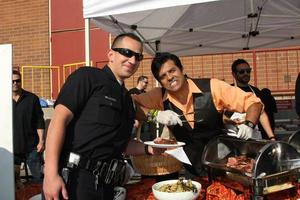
[288,130,300,153]
[202,135,300,199]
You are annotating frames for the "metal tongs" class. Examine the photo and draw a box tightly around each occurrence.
[178,111,203,123]
[178,177,198,193]
[183,183,198,193]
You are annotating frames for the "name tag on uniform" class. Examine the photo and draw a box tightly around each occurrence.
[104,95,117,102]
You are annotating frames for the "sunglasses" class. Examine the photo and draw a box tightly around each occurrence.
[237,68,252,74]
[12,79,21,84]
[112,48,143,61]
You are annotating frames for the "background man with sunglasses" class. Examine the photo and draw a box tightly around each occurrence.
[224,58,276,140]
[129,75,149,95]
[12,70,45,187]
[43,33,163,200]
[129,75,152,140]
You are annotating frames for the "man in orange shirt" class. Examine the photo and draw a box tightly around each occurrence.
[133,52,263,178]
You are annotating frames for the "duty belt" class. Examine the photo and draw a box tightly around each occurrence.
[63,153,126,188]
[78,157,126,186]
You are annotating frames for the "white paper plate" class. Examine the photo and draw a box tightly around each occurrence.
[144,141,185,148]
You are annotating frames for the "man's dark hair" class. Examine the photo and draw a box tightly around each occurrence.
[137,75,148,83]
[13,69,21,77]
[111,33,143,48]
[151,52,183,82]
[231,59,250,73]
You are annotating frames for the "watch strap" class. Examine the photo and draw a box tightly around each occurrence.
[244,120,255,129]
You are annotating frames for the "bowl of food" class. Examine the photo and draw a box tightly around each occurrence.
[152,178,201,200]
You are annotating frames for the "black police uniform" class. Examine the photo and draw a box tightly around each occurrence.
[53,66,135,200]
[164,78,224,178]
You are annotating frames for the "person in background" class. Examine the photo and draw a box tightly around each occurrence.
[129,75,149,95]
[12,70,45,186]
[260,88,277,133]
[225,58,276,140]
[133,52,263,179]
[43,33,163,200]
[295,73,300,117]
[128,76,152,140]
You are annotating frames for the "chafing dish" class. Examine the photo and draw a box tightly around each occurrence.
[202,135,300,199]
[288,130,300,153]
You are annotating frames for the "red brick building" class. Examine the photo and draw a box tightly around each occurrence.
[1,0,299,100]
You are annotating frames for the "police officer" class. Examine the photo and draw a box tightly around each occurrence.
[43,33,160,200]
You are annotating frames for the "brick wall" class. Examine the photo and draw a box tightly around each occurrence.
[0,0,50,98]
[125,47,300,98]
[1,1,299,99]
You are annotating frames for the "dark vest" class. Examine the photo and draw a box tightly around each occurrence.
[163,78,224,174]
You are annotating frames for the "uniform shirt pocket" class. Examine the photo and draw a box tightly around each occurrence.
[97,95,122,126]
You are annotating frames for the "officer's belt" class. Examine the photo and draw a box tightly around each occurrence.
[77,157,126,185]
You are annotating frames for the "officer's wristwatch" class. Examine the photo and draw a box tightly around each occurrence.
[243,120,255,129]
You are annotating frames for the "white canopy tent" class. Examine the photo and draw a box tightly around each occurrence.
[83,0,300,63]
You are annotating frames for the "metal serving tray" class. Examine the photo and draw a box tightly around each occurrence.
[202,135,300,199]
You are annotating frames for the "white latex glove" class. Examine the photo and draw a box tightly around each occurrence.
[237,124,254,140]
[226,127,238,138]
[156,110,183,126]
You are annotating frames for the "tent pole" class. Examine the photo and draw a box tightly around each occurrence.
[154,41,160,138]
[85,18,91,66]
[109,15,157,55]
[133,29,156,55]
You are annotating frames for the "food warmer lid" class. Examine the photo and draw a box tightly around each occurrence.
[288,130,300,153]
[202,135,300,178]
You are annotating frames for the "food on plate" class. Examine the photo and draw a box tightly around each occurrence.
[154,138,177,144]
[226,155,255,173]
[157,178,197,193]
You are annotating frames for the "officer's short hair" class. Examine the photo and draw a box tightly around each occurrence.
[111,33,143,48]
[151,52,183,82]
[137,75,148,83]
[231,59,249,73]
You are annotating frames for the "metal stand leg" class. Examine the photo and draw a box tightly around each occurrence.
[23,157,29,182]
[253,195,264,200]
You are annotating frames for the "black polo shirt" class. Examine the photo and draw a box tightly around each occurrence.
[13,90,45,154]
[55,66,135,160]
[128,87,144,95]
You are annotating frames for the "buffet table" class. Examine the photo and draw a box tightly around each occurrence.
[16,177,300,200]
[125,177,300,200]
